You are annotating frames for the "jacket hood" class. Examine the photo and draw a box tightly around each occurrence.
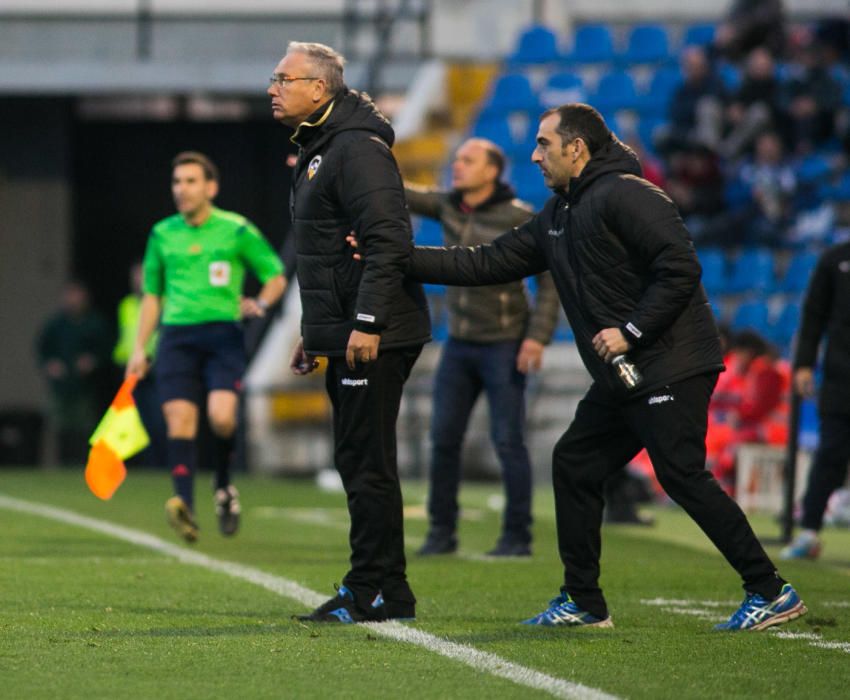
[291,88,395,154]
[448,181,517,210]
[568,137,642,202]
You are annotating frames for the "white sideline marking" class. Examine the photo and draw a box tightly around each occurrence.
[0,494,618,700]
[645,597,850,656]
[774,631,850,654]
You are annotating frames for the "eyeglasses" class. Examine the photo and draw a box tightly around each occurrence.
[269,74,320,88]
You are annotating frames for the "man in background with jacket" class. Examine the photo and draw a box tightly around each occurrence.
[270,41,430,623]
[406,138,558,557]
[401,103,805,632]
[782,240,850,560]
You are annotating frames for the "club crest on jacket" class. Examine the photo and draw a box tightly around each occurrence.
[308,155,322,180]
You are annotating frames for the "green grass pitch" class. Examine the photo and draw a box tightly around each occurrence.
[1,469,848,699]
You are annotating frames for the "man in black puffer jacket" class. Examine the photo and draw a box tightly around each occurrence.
[269,41,430,623]
[406,104,805,632]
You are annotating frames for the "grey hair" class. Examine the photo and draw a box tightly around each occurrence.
[286,41,346,93]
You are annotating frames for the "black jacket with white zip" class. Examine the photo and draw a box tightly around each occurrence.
[408,137,724,398]
[289,88,431,356]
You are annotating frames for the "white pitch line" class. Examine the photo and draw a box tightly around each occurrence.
[0,494,618,700]
[644,596,850,656]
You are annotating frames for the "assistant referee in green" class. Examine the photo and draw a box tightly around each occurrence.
[127,151,285,542]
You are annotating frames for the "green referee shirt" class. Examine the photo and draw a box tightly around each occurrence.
[142,207,284,325]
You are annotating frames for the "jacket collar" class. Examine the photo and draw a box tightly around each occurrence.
[290,97,337,146]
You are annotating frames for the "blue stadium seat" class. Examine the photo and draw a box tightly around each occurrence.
[718,62,741,91]
[796,154,832,185]
[731,299,770,334]
[508,25,561,65]
[472,114,514,150]
[682,23,716,48]
[565,24,615,64]
[553,319,575,341]
[799,397,820,451]
[775,252,817,294]
[415,218,444,246]
[636,116,667,154]
[484,73,540,113]
[598,112,621,138]
[619,24,671,65]
[822,171,850,201]
[698,248,727,296]
[638,65,682,117]
[539,72,585,108]
[591,70,639,113]
[512,163,550,210]
[727,248,775,294]
[723,178,753,211]
[770,300,800,349]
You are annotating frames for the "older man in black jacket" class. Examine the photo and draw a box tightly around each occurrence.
[404,104,804,631]
[270,41,430,623]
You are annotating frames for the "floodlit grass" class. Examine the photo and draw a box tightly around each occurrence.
[1,468,848,699]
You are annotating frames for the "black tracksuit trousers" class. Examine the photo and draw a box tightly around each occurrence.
[801,412,850,531]
[553,372,783,620]
[325,346,422,609]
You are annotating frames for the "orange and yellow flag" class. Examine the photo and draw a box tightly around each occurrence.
[85,374,149,500]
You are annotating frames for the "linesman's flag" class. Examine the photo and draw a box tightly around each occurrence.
[85,374,149,500]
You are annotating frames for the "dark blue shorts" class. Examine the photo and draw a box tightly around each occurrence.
[155,322,246,405]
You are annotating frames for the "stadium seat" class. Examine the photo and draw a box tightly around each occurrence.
[619,24,671,65]
[565,24,615,64]
[415,218,444,246]
[682,23,716,48]
[508,25,561,65]
[770,300,800,349]
[484,73,540,114]
[472,114,514,150]
[553,319,575,341]
[723,178,753,211]
[796,154,832,185]
[539,72,585,108]
[636,116,667,154]
[727,248,775,294]
[591,70,639,113]
[638,65,682,117]
[717,62,741,91]
[731,299,771,335]
[512,163,550,210]
[822,171,850,201]
[698,248,727,296]
[775,251,817,294]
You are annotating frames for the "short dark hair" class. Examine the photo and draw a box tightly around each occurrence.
[172,151,219,182]
[482,142,506,180]
[732,329,771,356]
[541,103,612,155]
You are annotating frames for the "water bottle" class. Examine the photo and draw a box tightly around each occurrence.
[612,355,643,390]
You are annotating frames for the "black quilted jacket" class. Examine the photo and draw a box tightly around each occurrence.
[408,137,724,397]
[289,88,430,356]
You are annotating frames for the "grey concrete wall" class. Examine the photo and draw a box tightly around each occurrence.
[0,100,72,410]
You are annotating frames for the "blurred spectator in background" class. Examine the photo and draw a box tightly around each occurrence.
[405,138,559,557]
[112,262,167,467]
[665,143,724,239]
[714,0,786,61]
[660,46,726,154]
[782,241,850,560]
[706,130,797,247]
[708,330,789,495]
[779,39,843,155]
[719,47,780,160]
[36,280,111,465]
